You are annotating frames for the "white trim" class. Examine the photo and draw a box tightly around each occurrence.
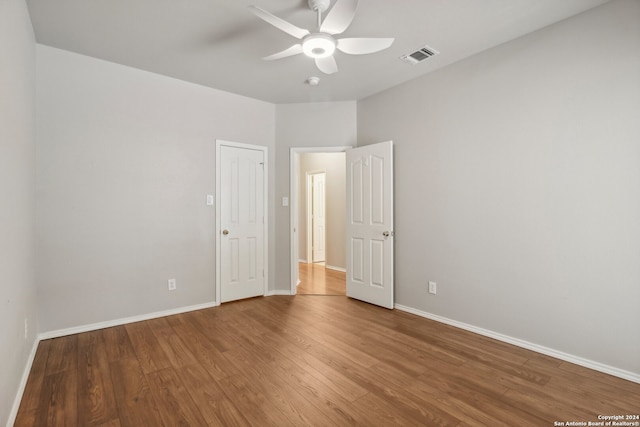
[39,301,217,340]
[325,264,346,273]
[216,139,269,303]
[395,304,640,385]
[290,146,352,296]
[266,290,294,296]
[7,338,39,427]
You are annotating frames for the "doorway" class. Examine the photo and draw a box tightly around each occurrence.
[290,147,350,295]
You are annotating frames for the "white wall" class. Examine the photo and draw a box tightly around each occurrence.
[298,153,346,269]
[358,0,640,376]
[36,45,275,332]
[0,0,38,425]
[274,102,356,290]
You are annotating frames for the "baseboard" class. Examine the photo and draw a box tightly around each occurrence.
[298,258,307,264]
[325,264,346,273]
[38,301,217,340]
[395,304,640,385]
[7,338,40,427]
[266,289,294,296]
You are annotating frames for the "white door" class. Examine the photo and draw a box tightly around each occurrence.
[219,144,265,303]
[312,173,326,263]
[346,141,394,309]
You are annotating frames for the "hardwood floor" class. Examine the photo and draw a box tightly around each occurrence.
[14,295,640,426]
[297,262,346,295]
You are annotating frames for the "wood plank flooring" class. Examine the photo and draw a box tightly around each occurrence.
[297,263,346,295]
[14,295,640,426]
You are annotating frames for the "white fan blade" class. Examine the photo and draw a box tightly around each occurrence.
[248,5,310,39]
[319,0,358,35]
[337,37,394,55]
[315,56,338,74]
[263,44,303,61]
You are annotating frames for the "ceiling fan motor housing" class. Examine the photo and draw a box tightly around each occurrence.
[308,0,330,13]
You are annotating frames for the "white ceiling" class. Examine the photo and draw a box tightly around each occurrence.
[26,0,610,104]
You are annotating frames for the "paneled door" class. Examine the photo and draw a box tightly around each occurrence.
[346,141,394,309]
[218,142,266,303]
[311,172,326,262]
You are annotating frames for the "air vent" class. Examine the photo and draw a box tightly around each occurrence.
[400,45,439,65]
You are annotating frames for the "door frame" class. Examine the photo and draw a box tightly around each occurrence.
[289,146,351,295]
[216,139,269,305]
[306,170,326,263]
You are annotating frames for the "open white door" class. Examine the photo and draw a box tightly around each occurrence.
[311,173,326,262]
[346,141,394,309]
[218,142,266,303]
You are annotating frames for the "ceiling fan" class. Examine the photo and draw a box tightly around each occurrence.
[248,0,394,75]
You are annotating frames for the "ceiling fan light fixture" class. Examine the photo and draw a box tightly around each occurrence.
[302,34,336,58]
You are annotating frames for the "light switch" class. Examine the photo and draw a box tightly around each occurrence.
[206,195,214,206]
[282,196,289,207]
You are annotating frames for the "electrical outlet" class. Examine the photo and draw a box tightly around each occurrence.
[168,279,177,291]
[24,318,28,339]
[428,281,437,295]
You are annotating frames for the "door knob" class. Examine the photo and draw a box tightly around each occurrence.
[383,231,389,237]
[222,229,229,235]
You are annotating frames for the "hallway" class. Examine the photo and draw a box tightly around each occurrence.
[296,263,346,296]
